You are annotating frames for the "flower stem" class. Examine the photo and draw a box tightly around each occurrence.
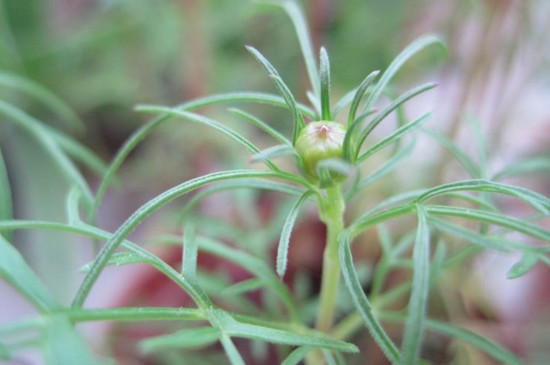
[315,184,345,333]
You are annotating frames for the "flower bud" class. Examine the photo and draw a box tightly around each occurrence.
[295,121,346,182]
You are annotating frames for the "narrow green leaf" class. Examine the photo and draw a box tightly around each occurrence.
[0,235,59,312]
[0,100,94,209]
[73,169,295,308]
[140,327,220,353]
[0,341,9,360]
[356,82,438,154]
[42,316,103,365]
[64,307,206,323]
[183,222,198,281]
[417,179,550,214]
[251,144,296,163]
[0,71,85,132]
[44,125,109,178]
[138,106,260,155]
[307,90,322,116]
[347,70,380,126]
[0,220,212,313]
[196,235,298,320]
[422,127,481,177]
[95,91,316,219]
[281,346,314,365]
[222,278,264,297]
[219,334,246,365]
[277,191,312,278]
[351,203,416,236]
[338,231,400,363]
[493,156,550,181]
[357,112,431,163]
[0,148,13,224]
[79,252,151,273]
[245,46,305,142]
[174,91,316,118]
[322,349,338,365]
[352,137,416,195]
[316,158,352,177]
[429,217,543,253]
[380,313,523,365]
[400,206,430,365]
[507,252,539,279]
[270,73,307,142]
[65,187,82,225]
[210,310,358,353]
[342,70,380,160]
[262,0,320,98]
[360,35,445,116]
[319,47,332,120]
[425,205,550,242]
[178,179,304,223]
[228,108,291,145]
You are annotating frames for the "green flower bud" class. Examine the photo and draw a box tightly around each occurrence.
[295,121,346,183]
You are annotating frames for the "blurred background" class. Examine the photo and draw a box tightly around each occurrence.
[1,0,550,364]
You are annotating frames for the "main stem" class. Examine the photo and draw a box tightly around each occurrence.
[315,184,345,333]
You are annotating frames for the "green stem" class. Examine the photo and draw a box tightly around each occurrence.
[315,184,345,333]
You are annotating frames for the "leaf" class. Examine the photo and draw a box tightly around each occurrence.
[0,234,59,312]
[417,179,550,215]
[42,316,103,365]
[44,125,109,178]
[0,148,13,224]
[0,71,85,132]
[425,205,550,242]
[228,108,291,145]
[347,71,380,126]
[353,137,416,195]
[351,202,416,236]
[357,112,431,163]
[261,0,320,98]
[219,334,246,365]
[65,187,83,225]
[183,222,198,281]
[140,327,220,353]
[507,252,539,279]
[64,307,206,323]
[338,231,400,363]
[400,206,430,365]
[178,179,304,223]
[197,235,298,320]
[79,252,150,273]
[277,191,313,278]
[421,128,480,178]
[360,35,445,116]
[73,169,294,308]
[319,47,332,120]
[0,341,9,360]
[222,278,264,297]
[355,83,438,155]
[0,219,212,312]
[209,310,358,353]
[245,46,305,142]
[342,70,380,160]
[0,100,94,209]
[429,217,544,253]
[493,156,550,181]
[137,106,261,155]
[281,346,314,365]
[174,91,316,118]
[380,313,523,365]
[95,90,316,218]
[251,144,296,163]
